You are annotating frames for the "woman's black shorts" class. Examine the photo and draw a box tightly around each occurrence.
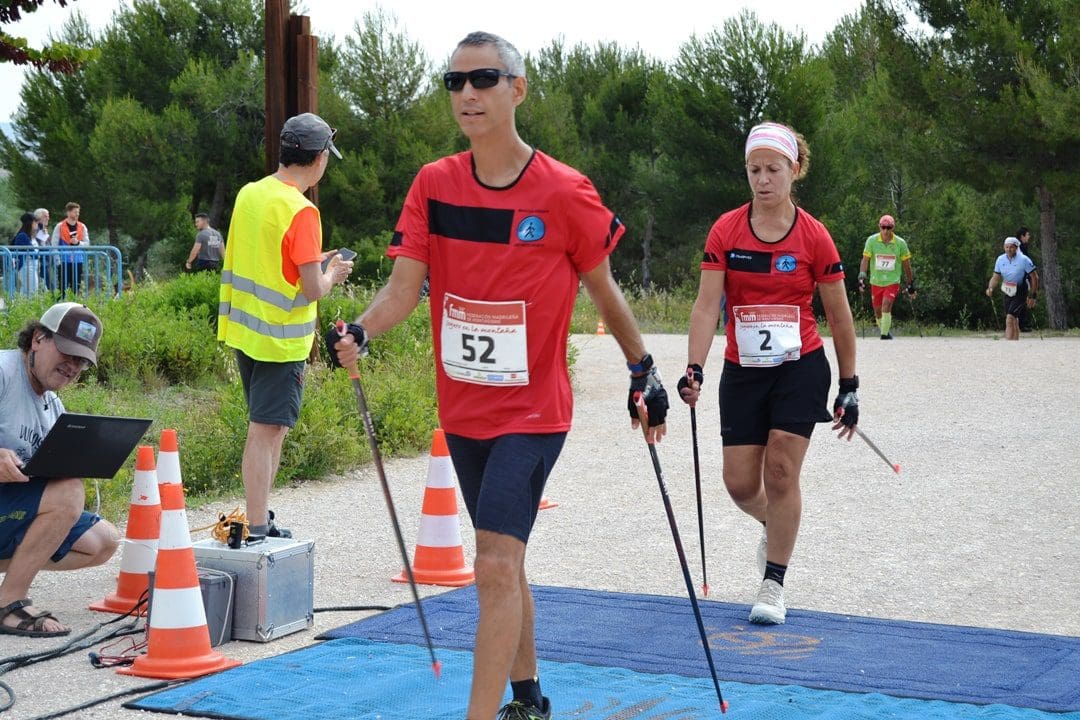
[719,346,833,446]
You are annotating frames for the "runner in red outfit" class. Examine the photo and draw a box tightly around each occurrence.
[329,31,668,720]
[679,122,859,627]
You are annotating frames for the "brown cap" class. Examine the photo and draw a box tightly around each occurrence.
[40,302,102,365]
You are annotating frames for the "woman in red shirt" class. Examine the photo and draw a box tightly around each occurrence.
[679,122,859,626]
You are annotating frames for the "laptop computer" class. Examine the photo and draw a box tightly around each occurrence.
[23,413,153,480]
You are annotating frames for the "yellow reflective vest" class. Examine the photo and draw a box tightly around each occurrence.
[218,176,320,362]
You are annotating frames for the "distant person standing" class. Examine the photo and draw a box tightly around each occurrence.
[11,212,38,295]
[858,215,915,339]
[185,213,224,272]
[51,203,88,298]
[1015,226,1035,332]
[986,236,1037,341]
[32,209,52,291]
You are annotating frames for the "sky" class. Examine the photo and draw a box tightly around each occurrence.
[1,0,867,122]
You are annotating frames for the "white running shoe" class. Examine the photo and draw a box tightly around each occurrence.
[749,578,786,625]
[755,529,767,578]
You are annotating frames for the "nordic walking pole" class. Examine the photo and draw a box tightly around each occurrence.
[687,369,708,597]
[635,393,728,713]
[906,292,923,338]
[853,426,901,475]
[335,321,442,678]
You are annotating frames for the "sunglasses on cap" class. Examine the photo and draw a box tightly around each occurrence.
[443,68,516,92]
[880,224,894,230]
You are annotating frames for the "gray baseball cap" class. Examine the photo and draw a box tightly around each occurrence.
[280,113,341,159]
[40,302,102,365]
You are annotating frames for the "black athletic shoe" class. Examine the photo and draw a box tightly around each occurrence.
[880,333,893,340]
[267,510,292,539]
[497,698,552,720]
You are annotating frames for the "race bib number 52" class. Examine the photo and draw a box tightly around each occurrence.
[733,305,802,367]
[440,294,529,386]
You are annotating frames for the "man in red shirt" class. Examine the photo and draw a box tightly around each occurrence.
[330,31,667,720]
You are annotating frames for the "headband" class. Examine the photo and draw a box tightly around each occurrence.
[745,122,799,165]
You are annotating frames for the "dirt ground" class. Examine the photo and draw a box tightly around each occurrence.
[4,333,1078,719]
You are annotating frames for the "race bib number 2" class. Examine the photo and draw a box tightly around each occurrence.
[733,305,802,367]
[440,293,529,386]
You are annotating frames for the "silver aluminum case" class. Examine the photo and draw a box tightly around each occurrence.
[192,537,314,642]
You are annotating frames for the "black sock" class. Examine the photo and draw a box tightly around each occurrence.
[249,523,268,536]
[764,561,787,586]
[511,677,543,708]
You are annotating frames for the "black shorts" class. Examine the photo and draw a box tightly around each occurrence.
[719,346,833,446]
[444,432,566,544]
[235,350,305,428]
[1003,294,1027,318]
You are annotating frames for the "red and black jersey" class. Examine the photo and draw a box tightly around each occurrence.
[389,149,624,439]
[701,203,844,365]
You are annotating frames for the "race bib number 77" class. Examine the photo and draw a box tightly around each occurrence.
[440,294,529,386]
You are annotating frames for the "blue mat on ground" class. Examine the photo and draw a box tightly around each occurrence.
[318,585,1080,713]
[127,638,1080,720]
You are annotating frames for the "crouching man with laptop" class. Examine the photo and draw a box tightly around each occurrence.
[0,302,120,638]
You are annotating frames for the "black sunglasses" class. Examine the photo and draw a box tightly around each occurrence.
[443,68,516,92]
[880,225,894,230]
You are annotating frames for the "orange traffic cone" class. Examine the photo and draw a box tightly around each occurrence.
[119,430,239,679]
[596,319,606,335]
[538,496,559,510]
[90,446,161,615]
[393,429,474,587]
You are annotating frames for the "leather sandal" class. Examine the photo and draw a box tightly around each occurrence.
[0,598,71,638]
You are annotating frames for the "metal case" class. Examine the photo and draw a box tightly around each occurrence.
[192,537,314,642]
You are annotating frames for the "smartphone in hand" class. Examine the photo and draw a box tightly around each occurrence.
[321,247,357,272]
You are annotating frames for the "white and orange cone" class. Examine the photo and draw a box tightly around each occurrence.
[119,430,239,679]
[393,429,474,587]
[596,319,606,335]
[90,445,161,615]
[538,496,559,510]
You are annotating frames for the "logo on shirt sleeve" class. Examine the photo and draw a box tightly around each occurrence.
[516,216,545,242]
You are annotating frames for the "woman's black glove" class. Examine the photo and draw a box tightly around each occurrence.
[676,364,703,405]
[832,376,859,428]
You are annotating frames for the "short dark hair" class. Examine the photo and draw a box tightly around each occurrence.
[195,213,209,221]
[17,321,51,353]
[279,144,321,167]
[1016,226,1030,239]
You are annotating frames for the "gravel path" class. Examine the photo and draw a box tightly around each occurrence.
[6,333,1079,719]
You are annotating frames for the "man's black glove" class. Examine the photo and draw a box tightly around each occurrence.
[832,376,859,428]
[907,282,917,297]
[628,366,669,427]
[324,322,367,369]
[676,364,703,405]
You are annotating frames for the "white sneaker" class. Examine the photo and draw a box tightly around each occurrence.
[749,578,786,624]
[755,529,767,578]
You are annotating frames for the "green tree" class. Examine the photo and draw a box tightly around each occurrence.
[650,11,830,286]
[88,97,196,273]
[319,7,454,255]
[880,0,1078,328]
[1,0,96,73]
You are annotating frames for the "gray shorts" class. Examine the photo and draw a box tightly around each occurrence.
[235,350,305,428]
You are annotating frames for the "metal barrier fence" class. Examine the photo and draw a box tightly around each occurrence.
[0,246,124,300]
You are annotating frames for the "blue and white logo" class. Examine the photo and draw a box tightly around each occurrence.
[517,216,545,242]
[775,254,797,273]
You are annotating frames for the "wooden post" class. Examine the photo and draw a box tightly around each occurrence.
[265,3,320,201]
[264,0,289,174]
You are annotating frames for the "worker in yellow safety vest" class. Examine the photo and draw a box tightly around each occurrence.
[218,113,354,542]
